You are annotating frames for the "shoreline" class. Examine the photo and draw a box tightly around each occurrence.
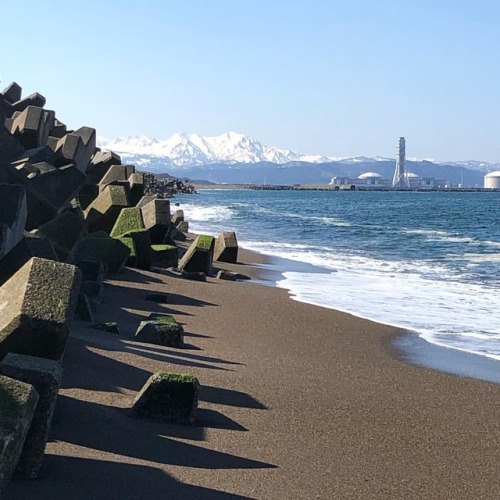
[7,236,500,498]
[178,188,499,374]
[230,245,500,385]
[393,330,500,385]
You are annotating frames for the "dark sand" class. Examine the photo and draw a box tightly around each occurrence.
[6,247,500,499]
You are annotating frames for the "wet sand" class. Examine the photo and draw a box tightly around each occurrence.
[6,247,500,499]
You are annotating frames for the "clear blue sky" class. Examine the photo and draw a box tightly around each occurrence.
[2,0,500,161]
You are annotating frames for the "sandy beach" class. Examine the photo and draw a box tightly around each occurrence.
[5,246,500,500]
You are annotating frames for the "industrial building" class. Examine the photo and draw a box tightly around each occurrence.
[484,171,500,189]
[392,137,410,188]
[329,171,448,189]
[329,138,449,189]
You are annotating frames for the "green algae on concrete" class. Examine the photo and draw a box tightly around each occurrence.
[71,231,130,274]
[196,235,214,251]
[131,371,199,423]
[135,314,184,347]
[0,257,81,361]
[148,313,177,325]
[119,229,151,270]
[110,207,145,238]
[151,244,178,268]
[117,236,137,262]
[151,244,176,252]
[178,234,214,274]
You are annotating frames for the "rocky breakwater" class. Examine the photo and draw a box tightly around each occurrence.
[143,172,196,197]
[0,81,242,492]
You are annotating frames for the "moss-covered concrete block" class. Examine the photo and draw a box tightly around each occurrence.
[70,231,130,274]
[151,244,178,268]
[117,236,137,268]
[195,235,214,251]
[110,207,145,238]
[135,315,184,347]
[178,234,214,274]
[119,229,151,270]
[213,231,238,263]
[0,375,38,492]
[0,354,62,478]
[131,372,199,424]
[0,257,81,361]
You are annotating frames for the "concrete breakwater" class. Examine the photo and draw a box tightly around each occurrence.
[0,80,239,493]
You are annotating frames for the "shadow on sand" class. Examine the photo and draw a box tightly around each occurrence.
[6,455,256,500]
[61,334,238,395]
[18,266,276,499]
[49,395,274,470]
[200,385,268,410]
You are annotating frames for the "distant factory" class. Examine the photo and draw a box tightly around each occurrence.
[329,171,449,189]
[330,138,449,189]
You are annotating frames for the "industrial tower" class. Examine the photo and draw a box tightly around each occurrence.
[392,137,410,188]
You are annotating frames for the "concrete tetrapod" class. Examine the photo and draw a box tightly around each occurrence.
[0,257,81,361]
[178,234,214,275]
[0,353,62,478]
[132,372,199,424]
[0,375,38,493]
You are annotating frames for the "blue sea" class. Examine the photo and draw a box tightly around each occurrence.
[175,189,500,363]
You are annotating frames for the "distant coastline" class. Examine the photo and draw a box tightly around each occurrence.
[193,182,500,192]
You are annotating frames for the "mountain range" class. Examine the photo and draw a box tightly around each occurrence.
[98,131,334,167]
[97,132,498,186]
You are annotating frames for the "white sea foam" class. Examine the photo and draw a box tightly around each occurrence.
[181,203,235,222]
[463,253,500,263]
[178,193,500,363]
[403,228,500,248]
[276,269,500,361]
[483,240,500,249]
[319,217,352,227]
[240,240,456,279]
[403,229,451,236]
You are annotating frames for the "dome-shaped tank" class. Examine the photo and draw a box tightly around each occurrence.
[484,171,500,189]
[358,172,382,179]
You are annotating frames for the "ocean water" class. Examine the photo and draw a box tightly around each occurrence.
[175,189,500,362]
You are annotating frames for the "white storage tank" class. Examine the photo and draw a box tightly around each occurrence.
[484,171,500,188]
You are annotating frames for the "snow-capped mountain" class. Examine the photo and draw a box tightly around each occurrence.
[437,160,500,173]
[97,131,334,168]
[97,132,500,182]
